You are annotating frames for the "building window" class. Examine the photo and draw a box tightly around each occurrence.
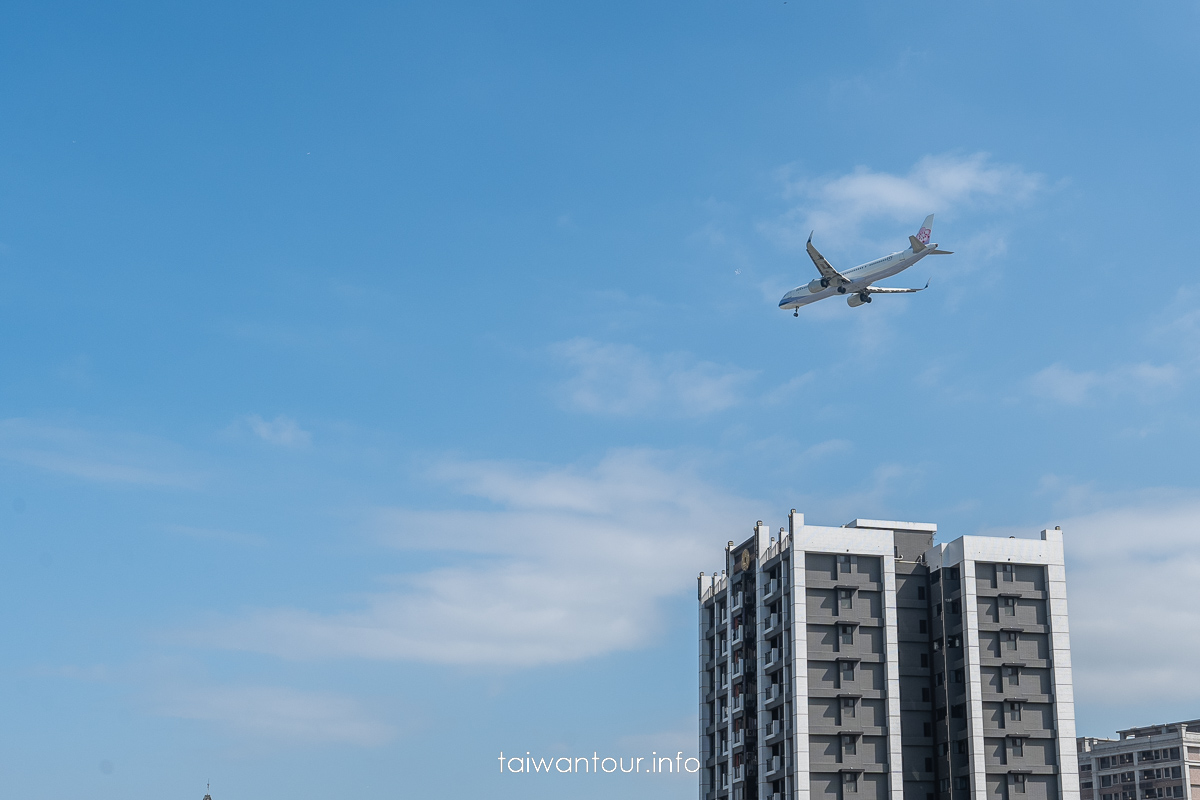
[1011,738,1024,757]
[1002,564,1014,582]
[1005,666,1020,686]
[843,735,857,757]
[841,697,857,721]
[952,704,965,719]
[1170,748,1180,760]
[956,777,971,790]
[953,669,964,683]
[950,600,961,615]
[923,722,932,737]
[841,626,854,646]
[922,688,931,702]
[918,586,927,600]
[919,619,928,634]
[1082,782,1094,789]
[1002,597,1016,616]
[948,567,960,581]
[956,740,968,755]
[1102,776,1112,788]
[925,758,933,772]
[840,589,854,610]
[1008,702,1022,722]
[1006,632,1019,651]
[937,671,945,686]
[844,773,859,793]
[1012,774,1027,794]
[1100,758,1111,769]
[921,653,930,667]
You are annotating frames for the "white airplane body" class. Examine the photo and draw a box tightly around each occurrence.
[778,214,952,315]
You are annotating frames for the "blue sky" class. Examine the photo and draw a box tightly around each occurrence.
[3,1,1200,797]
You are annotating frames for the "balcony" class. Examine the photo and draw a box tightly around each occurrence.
[733,728,744,747]
[732,694,745,713]
[766,647,781,669]
[766,755,782,776]
[732,627,744,646]
[765,612,781,636]
[733,591,744,611]
[764,578,781,600]
[732,659,744,679]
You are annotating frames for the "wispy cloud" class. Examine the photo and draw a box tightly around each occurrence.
[1026,362,1179,405]
[155,683,393,745]
[550,339,757,417]
[187,449,759,667]
[763,152,1042,251]
[242,414,312,447]
[0,419,198,488]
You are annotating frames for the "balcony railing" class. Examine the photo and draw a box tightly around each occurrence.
[732,591,744,611]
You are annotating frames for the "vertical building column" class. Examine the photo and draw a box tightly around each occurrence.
[792,521,810,800]
[1043,529,1080,800]
[960,557,988,800]
[883,549,905,800]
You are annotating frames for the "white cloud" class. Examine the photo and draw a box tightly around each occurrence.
[189,449,759,667]
[0,418,198,487]
[1027,362,1179,405]
[1040,497,1200,706]
[243,414,311,447]
[550,339,757,417]
[156,683,393,745]
[764,152,1042,250]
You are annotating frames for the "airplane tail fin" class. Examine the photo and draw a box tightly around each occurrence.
[916,214,934,245]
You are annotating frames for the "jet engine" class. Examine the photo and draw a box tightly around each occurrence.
[807,278,829,294]
[847,292,872,308]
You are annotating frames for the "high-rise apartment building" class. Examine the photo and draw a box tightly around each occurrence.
[698,512,1079,800]
[1078,720,1200,800]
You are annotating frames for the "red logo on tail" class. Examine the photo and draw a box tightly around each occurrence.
[917,227,931,244]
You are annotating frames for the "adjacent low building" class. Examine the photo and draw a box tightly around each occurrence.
[698,511,1079,800]
[1078,721,1200,800]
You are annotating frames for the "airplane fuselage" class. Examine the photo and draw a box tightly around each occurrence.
[778,246,933,309]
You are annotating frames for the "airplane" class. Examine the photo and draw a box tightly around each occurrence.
[778,214,952,316]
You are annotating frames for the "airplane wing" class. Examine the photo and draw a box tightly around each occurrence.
[806,234,852,286]
[863,280,930,294]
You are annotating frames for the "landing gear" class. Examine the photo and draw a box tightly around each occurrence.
[837,286,847,294]
[794,309,799,317]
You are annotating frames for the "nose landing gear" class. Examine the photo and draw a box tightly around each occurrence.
[794,309,799,317]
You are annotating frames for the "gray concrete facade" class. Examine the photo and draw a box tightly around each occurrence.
[698,513,1078,800]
